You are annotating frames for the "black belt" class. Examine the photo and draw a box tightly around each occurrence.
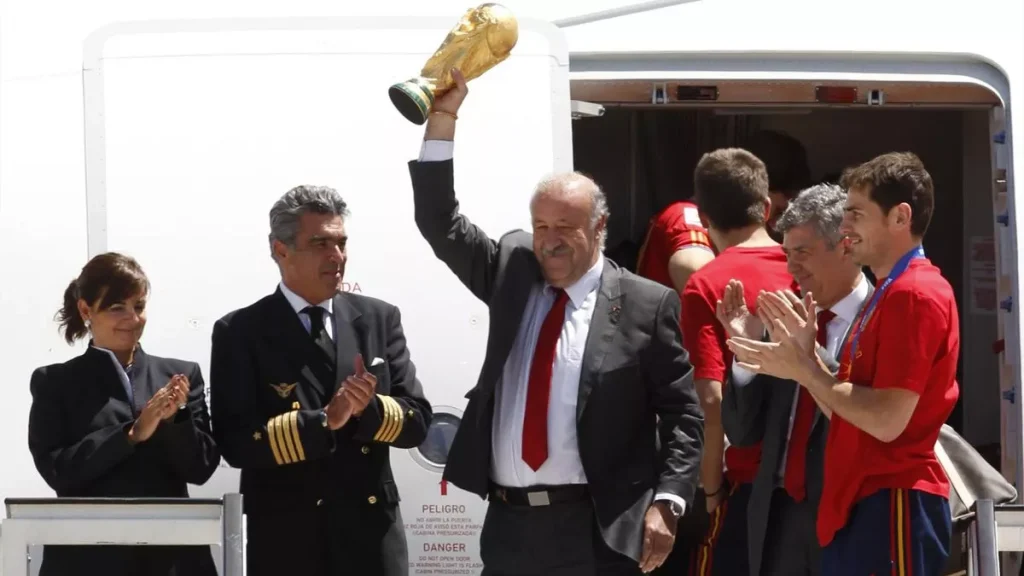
[488,483,589,507]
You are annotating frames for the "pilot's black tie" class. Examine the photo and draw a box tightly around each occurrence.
[303,306,336,365]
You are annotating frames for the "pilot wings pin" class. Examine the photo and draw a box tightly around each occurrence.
[270,382,298,399]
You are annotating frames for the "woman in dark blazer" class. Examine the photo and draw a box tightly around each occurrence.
[27,252,221,576]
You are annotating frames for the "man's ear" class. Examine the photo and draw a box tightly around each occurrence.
[271,238,289,262]
[890,202,913,232]
[594,214,608,238]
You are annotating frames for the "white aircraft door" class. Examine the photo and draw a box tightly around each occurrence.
[82,15,572,575]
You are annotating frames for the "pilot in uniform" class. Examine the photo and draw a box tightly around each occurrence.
[209,184,432,576]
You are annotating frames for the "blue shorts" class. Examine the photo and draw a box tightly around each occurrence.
[821,488,952,576]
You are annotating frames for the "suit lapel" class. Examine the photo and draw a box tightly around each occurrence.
[576,258,622,422]
[128,345,152,408]
[264,289,330,399]
[84,344,139,416]
[332,293,363,392]
[812,282,876,430]
[480,253,541,397]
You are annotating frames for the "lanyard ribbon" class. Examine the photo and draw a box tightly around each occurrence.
[840,245,925,377]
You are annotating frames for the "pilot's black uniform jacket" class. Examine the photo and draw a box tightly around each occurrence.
[27,344,220,576]
[209,287,432,576]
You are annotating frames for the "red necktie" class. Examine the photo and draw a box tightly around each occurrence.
[783,308,836,501]
[522,289,569,471]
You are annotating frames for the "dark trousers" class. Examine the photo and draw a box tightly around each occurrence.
[479,497,639,576]
[761,489,820,576]
[245,503,329,576]
[246,500,408,576]
[821,488,952,576]
[690,482,751,576]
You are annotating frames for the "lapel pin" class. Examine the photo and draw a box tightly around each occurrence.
[609,304,621,325]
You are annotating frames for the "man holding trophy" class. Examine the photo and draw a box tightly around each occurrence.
[400,8,705,575]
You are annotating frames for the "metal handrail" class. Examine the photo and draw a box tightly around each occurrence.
[968,499,1000,576]
[0,493,243,576]
[0,494,1015,576]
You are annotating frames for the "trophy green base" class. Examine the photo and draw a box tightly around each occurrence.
[389,79,435,125]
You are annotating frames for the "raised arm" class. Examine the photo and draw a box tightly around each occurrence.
[153,363,221,485]
[407,69,501,303]
[210,317,336,469]
[353,305,433,448]
[28,365,136,494]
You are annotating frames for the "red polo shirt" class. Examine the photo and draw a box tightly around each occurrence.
[637,201,715,289]
[680,245,793,485]
[817,257,960,545]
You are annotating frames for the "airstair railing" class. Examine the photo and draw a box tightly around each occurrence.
[0,493,243,576]
[968,498,1001,575]
[1,494,1020,576]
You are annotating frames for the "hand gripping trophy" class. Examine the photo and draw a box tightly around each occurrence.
[389,3,518,125]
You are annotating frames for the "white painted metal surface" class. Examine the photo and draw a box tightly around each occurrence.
[0,495,244,576]
[1,1,1022,574]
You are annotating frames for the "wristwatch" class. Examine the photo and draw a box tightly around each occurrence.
[662,499,685,520]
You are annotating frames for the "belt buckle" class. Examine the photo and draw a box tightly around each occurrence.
[526,490,551,506]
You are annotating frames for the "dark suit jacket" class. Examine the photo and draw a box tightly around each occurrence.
[209,289,432,576]
[408,158,704,562]
[722,314,863,576]
[27,344,220,576]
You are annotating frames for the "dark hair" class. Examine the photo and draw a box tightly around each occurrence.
[820,171,843,185]
[746,130,811,200]
[268,185,349,259]
[840,152,935,237]
[57,252,151,344]
[693,148,770,232]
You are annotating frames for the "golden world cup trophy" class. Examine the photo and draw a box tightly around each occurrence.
[389,3,518,125]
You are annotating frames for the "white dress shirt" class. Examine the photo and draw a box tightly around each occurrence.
[280,281,334,340]
[491,258,602,488]
[418,140,686,513]
[420,139,455,162]
[731,274,870,475]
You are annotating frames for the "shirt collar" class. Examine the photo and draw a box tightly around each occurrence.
[829,273,871,324]
[546,257,604,309]
[279,282,333,317]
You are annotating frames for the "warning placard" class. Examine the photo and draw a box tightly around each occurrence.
[969,236,997,315]
[407,504,483,575]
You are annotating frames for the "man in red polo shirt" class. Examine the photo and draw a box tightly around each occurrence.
[637,200,716,294]
[680,148,794,576]
[726,152,957,576]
